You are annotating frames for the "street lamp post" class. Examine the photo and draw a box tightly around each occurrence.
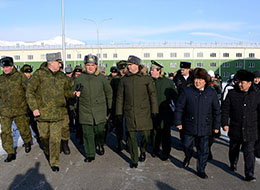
[62,0,66,70]
[84,18,112,64]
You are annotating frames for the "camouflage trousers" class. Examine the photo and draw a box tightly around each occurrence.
[37,120,62,167]
[1,115,32,154]
[61,114,70,140]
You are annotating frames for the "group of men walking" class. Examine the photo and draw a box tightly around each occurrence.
[0,54,259,182]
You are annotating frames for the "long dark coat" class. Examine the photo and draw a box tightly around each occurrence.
[74,71,112,125]
[221,86,260,142]
[116,72,158,131]
[153,76,178,126]
[174,85,221,136]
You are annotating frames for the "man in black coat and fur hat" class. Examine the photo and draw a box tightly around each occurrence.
[174,68,220,179]
[222,69,260,182]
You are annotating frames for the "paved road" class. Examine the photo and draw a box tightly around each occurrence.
[0,128,259,190]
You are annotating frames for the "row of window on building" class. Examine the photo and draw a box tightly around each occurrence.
[159,62,256,68]
[2,52,256,61]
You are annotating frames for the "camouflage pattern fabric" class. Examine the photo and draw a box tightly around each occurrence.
[0,67,28,117]
[37,121,62,167]
[26,65,73,122]
[1,116,32,154]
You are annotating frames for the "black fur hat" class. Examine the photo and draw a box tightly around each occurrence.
[235,69,254,82]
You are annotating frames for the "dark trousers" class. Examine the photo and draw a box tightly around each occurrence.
[82,123,105,158]
[229,139,255,177]
[183,135,209,173]
[151,120,171,156]
[127,130,150,164]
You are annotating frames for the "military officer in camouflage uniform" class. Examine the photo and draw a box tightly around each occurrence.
[26,52,73,172]
[0,57,32,162]
[150,60,178,160]
[74,54,112,162]
[57,59,72,155]
[110,60,128,152]
[20,64,41,142]
[116,55,158,168]
[20,64,33,79]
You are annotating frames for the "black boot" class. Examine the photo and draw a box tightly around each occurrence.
[51,166,59,172]
[97,145,105,155]
[117,140,123,152]
[61,140,70,155]
[4,154,16,162]
[24,142,31,153]
[139,152,146,162]
[84,157,95,162]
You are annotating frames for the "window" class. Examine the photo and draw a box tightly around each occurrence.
[249,53,255,58]
[77,54,82,59]
[184,53,190,58]
[14,55,20,60]
[157,53,163,58]
[170,63,177,68]
[223,72,230,78]
[103,53,107,58]
[28,55,33,60]
[144,53,150,58]
[223,53,229,57]
[197,52,203,58]
[113,53,117,58]
[249,62,255,68]
[67,54,71,59]
[170,52,177,58]
[210,62,216,67]
[210,53,216,57]
[236,53,242,58]
[223,62,230,68]
[1,56,6,59]
[197,62,203,67]
[96,53,101,58]
[41,54,46,60]
[235,62,243,68]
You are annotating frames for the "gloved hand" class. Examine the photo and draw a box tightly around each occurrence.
[151,113,158,120]
[116,115,123,123]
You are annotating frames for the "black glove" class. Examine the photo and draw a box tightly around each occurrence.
[151,113,158,120]
[116,115,123,123]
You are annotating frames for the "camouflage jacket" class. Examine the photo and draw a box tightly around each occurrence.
[26,65,73,122]
[0,67,28,117]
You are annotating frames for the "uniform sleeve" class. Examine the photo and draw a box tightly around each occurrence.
[221,91,231,127]
[212,90,221,130]
[115,79,124,115]
[21,72,28,90]
[64,77,74,99]
[26,71,40,112]
[103,76,113,110]
[147,77,158,114]
[174,90,187,126]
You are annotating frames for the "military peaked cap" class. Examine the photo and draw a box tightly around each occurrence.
[116,60,127,70]
[65,65,73,74]
[20,64,33,73]
[74,65,83,72]
[151,60,163,69]
[253,70,260,78]
[180,61,191,69]
[110,66,118,73]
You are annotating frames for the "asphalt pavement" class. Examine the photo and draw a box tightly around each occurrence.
[0,128,259,190]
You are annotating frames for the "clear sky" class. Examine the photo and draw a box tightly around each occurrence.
[0,0,260,43]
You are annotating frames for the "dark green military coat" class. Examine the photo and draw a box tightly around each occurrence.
[0,67,28,117]
[153,76,178,126]
[74,71,112,125]
[116,72,158,131]
[26,65,73,122]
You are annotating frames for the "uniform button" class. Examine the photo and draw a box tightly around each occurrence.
[244,104,246,106]
[243,116,246,118]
